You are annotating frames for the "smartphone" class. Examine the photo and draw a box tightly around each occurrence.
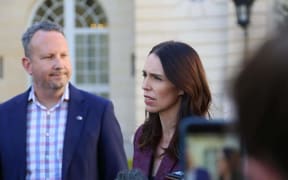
[165,171,185,180]
[179,116,243,180]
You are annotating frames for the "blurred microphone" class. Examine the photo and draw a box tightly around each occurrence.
[115,169,148,180]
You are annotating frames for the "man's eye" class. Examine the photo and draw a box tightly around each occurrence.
[42,56,52,59]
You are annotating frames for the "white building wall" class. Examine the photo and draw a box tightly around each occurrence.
[135,0,269,128]
[135,0,229,128]
[0,0,273,161]
[0,0,136,159]
[93,0,136,158]
[0,1,32,102]
[224,0,269,120]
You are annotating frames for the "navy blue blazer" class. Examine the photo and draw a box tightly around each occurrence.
[0,84,128,180]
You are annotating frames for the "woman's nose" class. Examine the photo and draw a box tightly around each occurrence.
[142,77,151,90]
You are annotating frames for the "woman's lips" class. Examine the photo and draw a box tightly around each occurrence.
[144,95,155,105]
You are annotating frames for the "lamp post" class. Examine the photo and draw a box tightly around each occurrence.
[232,0,254,62]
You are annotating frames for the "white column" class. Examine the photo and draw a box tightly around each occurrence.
[64,0,76,84]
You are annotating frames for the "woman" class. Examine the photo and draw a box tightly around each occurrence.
[132,41,212,180]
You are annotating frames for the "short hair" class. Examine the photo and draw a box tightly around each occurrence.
[115,169,147,180]
[233,32,288,177]
[21,21,64,58]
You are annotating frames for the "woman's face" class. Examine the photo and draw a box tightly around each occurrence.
[142,53,182,114]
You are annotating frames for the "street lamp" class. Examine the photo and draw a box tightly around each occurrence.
[233,0,254,29]
[233,0,254,63]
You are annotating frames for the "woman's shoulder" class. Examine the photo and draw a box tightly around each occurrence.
[133,124,144,145]
[135,124,144,137]
[132,124,153,175]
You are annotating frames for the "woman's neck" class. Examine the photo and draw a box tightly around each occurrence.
[158,97,181,139]
[159,110,178,142]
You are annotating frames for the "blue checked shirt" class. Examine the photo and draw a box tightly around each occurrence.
[26,86,69,180]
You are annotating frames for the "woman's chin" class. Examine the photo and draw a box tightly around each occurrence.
[145,108,158,113]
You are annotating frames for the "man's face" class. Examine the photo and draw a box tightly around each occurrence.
[23,30,72,92]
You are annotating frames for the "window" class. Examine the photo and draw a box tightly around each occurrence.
[32,0,109,97]
[75,0,107,28]
[33,0,64,26]
[75,32,109,97]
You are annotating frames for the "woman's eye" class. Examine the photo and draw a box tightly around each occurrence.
[154,76,162,81]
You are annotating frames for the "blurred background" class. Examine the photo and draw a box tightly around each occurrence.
[0,0,287,160]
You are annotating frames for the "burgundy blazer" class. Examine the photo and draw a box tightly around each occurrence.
[132,125,181,180]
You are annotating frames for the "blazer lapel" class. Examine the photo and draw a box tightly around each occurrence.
[156,154,178,179]
[62,84,86,179]
[140,148,154,177]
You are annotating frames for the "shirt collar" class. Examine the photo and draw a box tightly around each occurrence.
[28,84,70,103]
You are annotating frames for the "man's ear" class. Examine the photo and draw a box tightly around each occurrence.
[22,57,32,75]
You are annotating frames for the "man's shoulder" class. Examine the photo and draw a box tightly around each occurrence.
[70,85,110,105]
[0,91,29,109]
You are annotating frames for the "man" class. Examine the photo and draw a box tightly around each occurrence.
[0,21,127,180]
[232,30,288,180]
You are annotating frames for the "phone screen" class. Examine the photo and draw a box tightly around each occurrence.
[180,117,243,180]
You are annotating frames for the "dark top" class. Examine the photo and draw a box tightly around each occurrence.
[132,125,181,180]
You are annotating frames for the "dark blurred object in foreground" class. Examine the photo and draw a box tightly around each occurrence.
[233,30,288,180]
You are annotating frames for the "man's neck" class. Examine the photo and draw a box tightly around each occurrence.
[33,86,65,109]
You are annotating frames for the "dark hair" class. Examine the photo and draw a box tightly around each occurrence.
[233,33,288,177]
[22,21,64,58]
[115,169,148,180]
[139,41,211,159]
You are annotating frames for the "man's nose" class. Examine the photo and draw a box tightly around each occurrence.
[53,56,64,69]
